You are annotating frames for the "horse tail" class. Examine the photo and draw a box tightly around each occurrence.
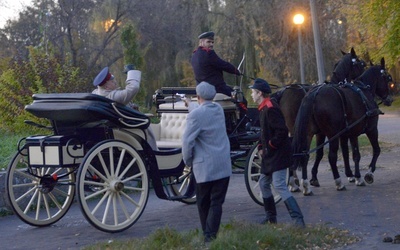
[292,88,317,168]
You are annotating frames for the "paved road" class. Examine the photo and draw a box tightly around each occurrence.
[0,113,399,250]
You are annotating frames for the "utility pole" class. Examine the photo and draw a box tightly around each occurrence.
[310,0,325,84]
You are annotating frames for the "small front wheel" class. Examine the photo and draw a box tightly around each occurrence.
[170,166,196,204]
[76,140,149,233]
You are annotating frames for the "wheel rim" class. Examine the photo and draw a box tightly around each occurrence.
[77,140,149,233]
[170,166,196,204]
[245,145,264,206]
[6,150,76,226]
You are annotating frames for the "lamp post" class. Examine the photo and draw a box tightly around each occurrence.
[293,13,305,85]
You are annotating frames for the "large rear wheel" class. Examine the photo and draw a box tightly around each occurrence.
[6,149,76,226]
[76,140,149,233]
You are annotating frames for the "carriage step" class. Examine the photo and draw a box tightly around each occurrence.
[230,151,247,160]
[167,195,191,201]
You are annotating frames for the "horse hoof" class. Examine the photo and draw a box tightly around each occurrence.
[303,191,314,196]
[336,186,347,191]
[348,177,355,183]
[364,172,374,184]
[310,179,320,187]
[355,178,366,186]
[289,186,301,192]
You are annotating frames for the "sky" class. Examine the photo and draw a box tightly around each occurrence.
[0,0,32,28]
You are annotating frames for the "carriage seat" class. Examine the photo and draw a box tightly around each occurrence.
[150,112,187,148]
[150,93,236,149]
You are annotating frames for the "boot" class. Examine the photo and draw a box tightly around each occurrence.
[260,196,277,224]
[284,196,305,228]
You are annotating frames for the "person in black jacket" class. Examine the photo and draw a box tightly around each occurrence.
[191,31,241,96]
[249,78,305,227]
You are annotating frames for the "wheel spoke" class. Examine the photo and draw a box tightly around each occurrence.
[96,152,111,179]
[35,191,43,220]
[83,185,108,200]
[118,158,137,179]
[115,148,126,177]
[102,193,113,224]
[120,191,140,207]
[87,164,109,183]
[14,169,38,180]
[41,193,51,219]
[121,171,142,183]
[116,193,130,221]
[108,147,115,177]
[91,190,111,214]
[47,192,64,210]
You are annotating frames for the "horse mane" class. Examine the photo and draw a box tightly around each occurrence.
[356,65,379,83]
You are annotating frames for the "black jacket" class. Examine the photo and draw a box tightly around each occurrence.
[258,98,292,175]
[191,46,240,95]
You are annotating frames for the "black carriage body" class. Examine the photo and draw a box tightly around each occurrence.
[23,93,153,169]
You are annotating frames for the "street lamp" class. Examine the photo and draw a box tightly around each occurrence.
[293,14,305,85]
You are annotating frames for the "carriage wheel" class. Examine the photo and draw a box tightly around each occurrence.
[76,140,149,233]
[245,144,282,206]
[5,149,76,227]
[170,166,196,204]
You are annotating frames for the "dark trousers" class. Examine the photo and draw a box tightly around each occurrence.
[195,176,230,239]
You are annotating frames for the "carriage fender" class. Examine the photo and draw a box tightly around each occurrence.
[112,129,145,151]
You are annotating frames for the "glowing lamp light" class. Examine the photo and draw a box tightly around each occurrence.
[293,14,304,25]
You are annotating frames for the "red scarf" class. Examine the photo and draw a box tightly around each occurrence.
[258,97,273,110]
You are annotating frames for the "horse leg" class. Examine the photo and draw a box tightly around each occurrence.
[348,137,364,186]
[288,169,300,192]
[328,139,346,191]
[300,153,313,196]
[340,136,355,182]
[310,133,325,187]
[364,129,381,184]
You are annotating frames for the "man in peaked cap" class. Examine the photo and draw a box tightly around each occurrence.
[92,65,158,151]
[92,66,141,106]
[249,78,305,227]
[182,82,231,243]
[191,31,242,97]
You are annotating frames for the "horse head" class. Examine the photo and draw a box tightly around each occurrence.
[348,47,366,81]
[358,58,393,106]
[376,58,393,106]
[331,47,366,84]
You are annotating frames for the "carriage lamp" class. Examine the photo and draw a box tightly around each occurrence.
[293,13,305,85]
[232,86,244,103]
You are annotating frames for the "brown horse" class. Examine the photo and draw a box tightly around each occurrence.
[292,58,393,195]
[272,48,366,190]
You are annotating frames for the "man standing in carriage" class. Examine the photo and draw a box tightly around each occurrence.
[191,31,242,97]
[249,78,305,227]
[182,82,232,243]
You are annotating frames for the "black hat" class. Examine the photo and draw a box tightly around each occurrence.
[93,67,114,87]
[198,31,214,39]
[249,78,271,94]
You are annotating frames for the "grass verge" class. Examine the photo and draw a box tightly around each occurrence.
[83,220,359,250]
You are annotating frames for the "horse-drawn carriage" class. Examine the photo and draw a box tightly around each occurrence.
[5,87,272,233]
